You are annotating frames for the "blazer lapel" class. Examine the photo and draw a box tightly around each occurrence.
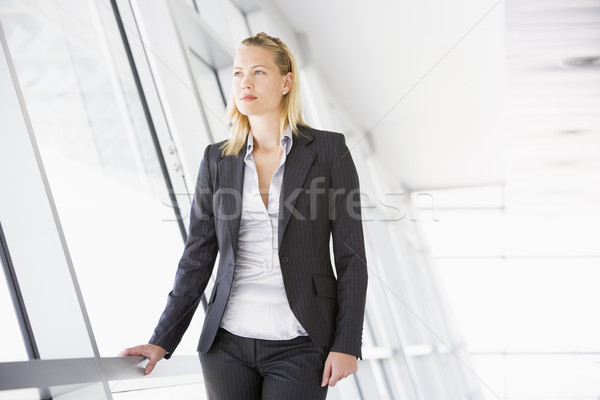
[217,149,246,257]
[278,130,316,247]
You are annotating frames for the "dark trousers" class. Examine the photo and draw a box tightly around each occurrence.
[199,328,329,400]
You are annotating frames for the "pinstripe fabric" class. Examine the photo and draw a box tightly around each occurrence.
[199,328,328,400]
[149,125,368,362]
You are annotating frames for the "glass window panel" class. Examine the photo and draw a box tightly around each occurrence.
[1,1,192,356]
[448,354,480,397]
[364,273,402,348]
[1,9,100,363]
[380,355,420,399]
[432,353,464,399]
[188,54,229,142]
[404,250,452,345]
[368,222,446,347]
[469,354,506,400]
[326,378,362,400]
[222,0,250,46]
[438,351,478,399]
[363,224,423,346]
[195,0,232,46]
[412,356,444,399]
[217,65,233,100]
[435,258,505,352]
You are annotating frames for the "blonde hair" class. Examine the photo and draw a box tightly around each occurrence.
[220,32,308,157]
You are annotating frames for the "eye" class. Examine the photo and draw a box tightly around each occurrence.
[233,71,242,77]
[255,70,265,75]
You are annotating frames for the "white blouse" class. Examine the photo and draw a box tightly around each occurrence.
[219,126,308,340]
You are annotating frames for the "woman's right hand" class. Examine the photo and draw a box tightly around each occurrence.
[118,344,167,375]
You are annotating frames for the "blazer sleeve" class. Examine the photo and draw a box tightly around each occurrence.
[329,133,368,359]
[149,144,218,358]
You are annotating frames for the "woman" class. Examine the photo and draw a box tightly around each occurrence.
[120,32,368,400]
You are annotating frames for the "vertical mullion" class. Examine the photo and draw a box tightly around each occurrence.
[0,222,54,400]
[0,221,40,362]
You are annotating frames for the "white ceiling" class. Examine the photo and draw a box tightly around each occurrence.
[505,0,600,217]
[266,0,508,190]
[266,0,600,213]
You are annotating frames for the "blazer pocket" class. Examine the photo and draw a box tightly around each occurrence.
[312,274,337,299]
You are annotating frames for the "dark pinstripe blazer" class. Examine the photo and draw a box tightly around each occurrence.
[150,125,368,359]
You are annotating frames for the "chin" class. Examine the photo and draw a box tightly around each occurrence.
[234,104,249,116]
[239,106,263,117]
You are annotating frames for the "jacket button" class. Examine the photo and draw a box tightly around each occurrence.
[280,255,289,264]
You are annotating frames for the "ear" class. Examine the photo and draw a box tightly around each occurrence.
[283,72,292,93]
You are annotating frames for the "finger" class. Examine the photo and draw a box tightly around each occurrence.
[321,359,332,387]
[144,358,157,375]
[118,346,142,357]
[328,372,340,387]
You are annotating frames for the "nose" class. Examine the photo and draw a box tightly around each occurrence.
[241,75,253,90]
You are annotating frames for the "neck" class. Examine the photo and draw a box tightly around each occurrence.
[248,113,282,151]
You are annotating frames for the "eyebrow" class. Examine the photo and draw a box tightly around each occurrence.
[233,64,269,70]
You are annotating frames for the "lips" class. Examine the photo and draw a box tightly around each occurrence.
[241,95,257,101]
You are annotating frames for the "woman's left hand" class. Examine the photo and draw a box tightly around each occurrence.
[321,351,358,387]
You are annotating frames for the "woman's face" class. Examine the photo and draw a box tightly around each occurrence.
[232,45,291,118]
